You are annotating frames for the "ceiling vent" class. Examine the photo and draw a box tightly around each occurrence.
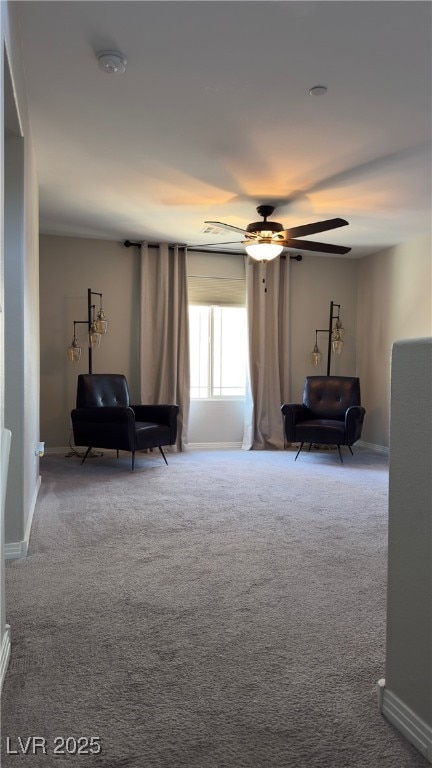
[97,50,127,75]
[200,225,224,235]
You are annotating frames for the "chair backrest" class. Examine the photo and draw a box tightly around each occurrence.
[76,374,130,408]
[303,376,361,420]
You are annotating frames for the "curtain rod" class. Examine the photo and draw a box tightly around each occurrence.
[124,240,182,249]
[123,240,302,261]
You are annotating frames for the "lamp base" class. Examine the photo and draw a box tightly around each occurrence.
[65,449,104,459]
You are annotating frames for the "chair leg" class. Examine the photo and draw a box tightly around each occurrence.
[308,443,312,452]
[348,445,354,456]
[131,451,135,472]
[337,445,344,464]
[81,447,92,465]
[116,449,119,459]
[159,446,168,465]
[294,443,304,461]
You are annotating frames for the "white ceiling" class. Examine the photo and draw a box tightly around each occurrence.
[16,1,432,258]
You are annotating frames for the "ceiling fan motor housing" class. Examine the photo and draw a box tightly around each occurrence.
[247,204,284,235]
[247,220,284,235]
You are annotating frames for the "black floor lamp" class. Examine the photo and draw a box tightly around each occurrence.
[67,289,108,373]
[310,301,344,376]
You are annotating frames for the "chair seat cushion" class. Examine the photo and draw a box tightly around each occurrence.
[296,419,345,444]
[134,421,171,450]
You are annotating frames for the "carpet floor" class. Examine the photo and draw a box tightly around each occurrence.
[2,446,429,767]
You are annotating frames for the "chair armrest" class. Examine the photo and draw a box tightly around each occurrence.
[71,406,135,424]
[345,405,366,444]
[281,404,309,441]
[131,404,179,436]
[281,403,308,421]
[71,406,137,451]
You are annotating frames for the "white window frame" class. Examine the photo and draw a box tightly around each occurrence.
[189,304,247,401]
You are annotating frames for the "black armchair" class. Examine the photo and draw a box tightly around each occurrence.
[71,374,179,470]
[281,376,365,463]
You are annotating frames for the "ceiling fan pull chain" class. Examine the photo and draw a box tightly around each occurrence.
[261,259,268,293]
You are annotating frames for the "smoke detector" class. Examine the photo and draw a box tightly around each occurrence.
[97,50,127,74]
[309,85,328,96]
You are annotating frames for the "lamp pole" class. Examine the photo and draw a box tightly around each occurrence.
[311,301,343,376]
[67,288,106,372]
[327,301,335,376]
[88,288,93,374]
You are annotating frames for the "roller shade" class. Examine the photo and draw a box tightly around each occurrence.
[188,275,246,307]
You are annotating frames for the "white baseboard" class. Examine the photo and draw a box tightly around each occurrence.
[381,686,432,762]
[46,442,389,455]
[357,440,389,455]
[5,475,41,560]
[187,442,242,450]
[0,624,11,693]
[4,541,27,559]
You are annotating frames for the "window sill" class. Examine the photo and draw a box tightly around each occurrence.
[190,397,245,403]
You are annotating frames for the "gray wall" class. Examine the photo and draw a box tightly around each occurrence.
[0,4,6,673]
[3,7,40,550]
[40,236,140,448]
[40,236,432,448]
[289,254,359,401]
[383,338,431,757]
[39,233,432,451]
[357,234,431,447]
[39,239,360,447]
[4,133,25,542]
[1,0,40,673]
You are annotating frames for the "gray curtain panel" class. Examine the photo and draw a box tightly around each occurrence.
[139,243,190,451]
[243,256,291,450]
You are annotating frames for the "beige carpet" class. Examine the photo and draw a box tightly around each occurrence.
[2,447,428,767]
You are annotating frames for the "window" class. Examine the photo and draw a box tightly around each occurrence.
[189,305,247,399]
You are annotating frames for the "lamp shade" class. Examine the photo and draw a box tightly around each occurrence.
[95,309,108,334]
[89,323,101,348]
[332,329,344,354]
[68,338,82,362]
[310,344,322,366]
[245,241,284,261]
[334,318,344,338]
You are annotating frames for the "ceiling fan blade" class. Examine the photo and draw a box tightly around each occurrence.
[283,238,351,255]
[188,241,244,248]
[204,220,253,236]
[283,218,349,239]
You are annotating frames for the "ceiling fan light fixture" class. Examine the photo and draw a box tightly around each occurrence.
[244,241,284,261]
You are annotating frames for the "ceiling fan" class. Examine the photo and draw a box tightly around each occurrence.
[195,205,351,261]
